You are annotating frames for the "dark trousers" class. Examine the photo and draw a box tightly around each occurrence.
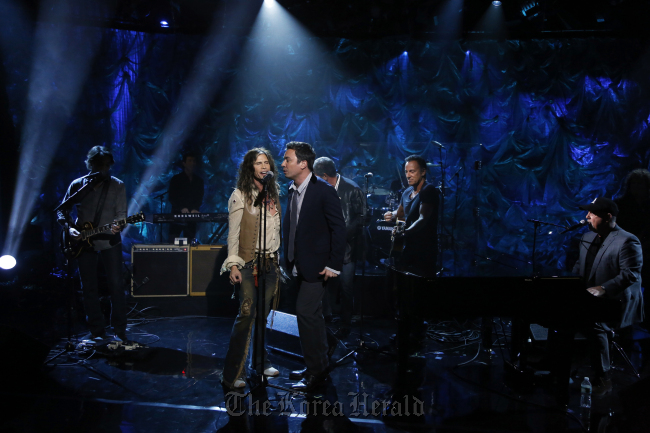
[322,261,355,326]
[583,322,611,377]
[76,244,126,336]
[548,322,611,378]
[296,277,330,375]
[169,223,197,243]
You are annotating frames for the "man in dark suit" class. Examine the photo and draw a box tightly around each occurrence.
[281,142,346,390]
[313,157,365,337]
[573,197,644,396]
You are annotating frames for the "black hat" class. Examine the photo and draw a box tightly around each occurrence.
[579,197,619,217]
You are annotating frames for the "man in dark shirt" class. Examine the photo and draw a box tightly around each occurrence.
[57,146,127,342]
[313,157,365,337]
[168,152,204,243]
[384,155,439,276]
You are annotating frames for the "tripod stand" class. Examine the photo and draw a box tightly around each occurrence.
[332,174,394,369]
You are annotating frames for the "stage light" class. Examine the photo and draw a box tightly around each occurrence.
[521,1,539,18]
[0,255,16,270]
[160,20,169,28]
[403,51,408,55]
[492,1,501,6]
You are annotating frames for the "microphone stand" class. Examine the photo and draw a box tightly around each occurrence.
[437,145,446,273]
[249,181,297,396]
[450,168,462,276]
[152,191,167,243]
[526,219,566,277]
[333,174,392,370]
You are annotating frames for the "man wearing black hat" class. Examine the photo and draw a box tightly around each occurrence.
[572,197,644,396]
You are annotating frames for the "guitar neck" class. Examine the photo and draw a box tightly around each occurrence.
[81,217,127,239]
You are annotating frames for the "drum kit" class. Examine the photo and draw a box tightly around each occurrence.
[365,188,402,264]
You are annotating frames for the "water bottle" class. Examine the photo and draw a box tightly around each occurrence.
[580,377,592,408]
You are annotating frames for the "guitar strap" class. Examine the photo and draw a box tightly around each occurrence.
[93,178,111,228]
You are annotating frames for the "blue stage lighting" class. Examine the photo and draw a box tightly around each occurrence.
[492,1,501,6]
[521,2,538,17]
[160,20,169,28]
[0,255,16,270]
[403,51,408,55]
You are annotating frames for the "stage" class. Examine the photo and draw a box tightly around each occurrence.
[1,275,648,433]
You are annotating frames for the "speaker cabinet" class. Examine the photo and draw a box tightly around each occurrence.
[131,244,189,297]
[190,245,227,296]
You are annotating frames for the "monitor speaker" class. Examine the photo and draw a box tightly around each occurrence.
[266,311,339,360]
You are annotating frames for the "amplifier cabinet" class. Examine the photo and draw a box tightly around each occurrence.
[190,245,227,296]
[131,244,189,297]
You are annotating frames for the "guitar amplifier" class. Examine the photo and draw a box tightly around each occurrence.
[189,245,228,296]
[131,244,189,297]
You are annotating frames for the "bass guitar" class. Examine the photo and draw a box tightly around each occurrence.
[60,212,145,258]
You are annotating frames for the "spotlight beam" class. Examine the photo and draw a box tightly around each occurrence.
[2,0,109,257]
[128,1,262,218]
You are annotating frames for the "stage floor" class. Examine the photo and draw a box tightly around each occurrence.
[1,303,649,433]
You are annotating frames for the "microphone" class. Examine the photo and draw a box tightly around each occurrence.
[450,166,463,177]
[560,220,588,234]
[364,172,373,178]
[83,172,102,179]
[432,140,445,149]
[260,171,275,184]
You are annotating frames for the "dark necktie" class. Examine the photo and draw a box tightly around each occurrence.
[288,189,298,262]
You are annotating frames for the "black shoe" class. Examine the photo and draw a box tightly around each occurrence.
[291,373,330,391]
[113,333,128,343]
[289,368,308,380]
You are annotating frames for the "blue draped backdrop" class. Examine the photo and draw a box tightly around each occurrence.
[4,26,650,276]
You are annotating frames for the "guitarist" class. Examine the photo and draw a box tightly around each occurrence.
[56,146,128,342]
[383,155,439,354]
[383,155,439,277]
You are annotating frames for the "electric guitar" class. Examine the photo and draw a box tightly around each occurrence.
[390,220,406,255]
[60,212,145,258]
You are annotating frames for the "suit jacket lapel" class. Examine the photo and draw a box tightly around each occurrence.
[588,229,619,282]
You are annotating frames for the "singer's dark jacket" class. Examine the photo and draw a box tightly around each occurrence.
[572,226,644,329]
[283,174,347,283]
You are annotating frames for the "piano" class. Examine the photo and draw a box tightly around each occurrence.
[151,212,228,223]
[388,266,622,405]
